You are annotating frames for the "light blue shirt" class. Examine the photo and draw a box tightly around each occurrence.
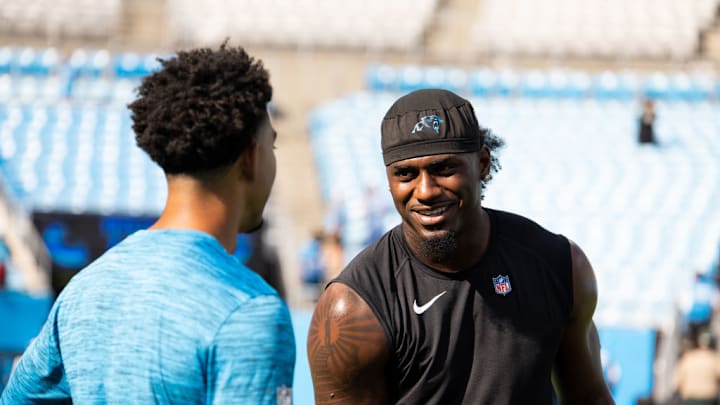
[1,229,295,404]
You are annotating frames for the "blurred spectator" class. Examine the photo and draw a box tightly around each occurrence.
[682,272,720,335]
[299,230,326,302]
[323,192,346,244]
[638,98,657,145]
[0,263,4,290]
[364,186,391,246]
[322,232,344,281]
[673,332,720,405]
[243,227,287,301]
[0,237,8,290]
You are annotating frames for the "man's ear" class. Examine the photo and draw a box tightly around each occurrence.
[478,145,491,180]
[238,142,259,182]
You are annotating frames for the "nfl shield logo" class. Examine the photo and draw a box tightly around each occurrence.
[492,275,512,296]
[277,386,292,405]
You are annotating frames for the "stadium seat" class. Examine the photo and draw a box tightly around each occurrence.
[365,64,397,92]
[15,48,59,76]
[166,0,439,50]
[471,0,715,59]
[0,0,122,39]
[592,71,637,100]
[0,48,12,74]
[69,49,111,77]
[469,69,499,97]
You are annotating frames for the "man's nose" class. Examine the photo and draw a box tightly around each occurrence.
[415,172,441,202]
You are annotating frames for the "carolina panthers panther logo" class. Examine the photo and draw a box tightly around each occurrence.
[411,115,443,134]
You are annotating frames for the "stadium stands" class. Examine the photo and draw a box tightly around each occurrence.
[0,0,122,39]
[0,47,165,217]
[165,0,439,50]
[366,63,720,100]
[473,0,719,59]
[0,102,166,216]
[3,0,719,399]
[2,36,720,400]
[310,65,720,330]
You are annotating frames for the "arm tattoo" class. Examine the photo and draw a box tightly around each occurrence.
[309,287,387,403]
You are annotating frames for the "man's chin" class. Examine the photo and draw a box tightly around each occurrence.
[419,230,457,263]
[418,225,452,239]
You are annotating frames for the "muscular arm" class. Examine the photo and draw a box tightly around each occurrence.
[307,282,390,404]
[552,240,615,405]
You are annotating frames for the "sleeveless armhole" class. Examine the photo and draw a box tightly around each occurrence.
[328,229,406,356]
[490,209,575,322]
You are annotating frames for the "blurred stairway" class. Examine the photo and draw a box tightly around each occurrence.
[424,0,480,63]
[118,0,168,50]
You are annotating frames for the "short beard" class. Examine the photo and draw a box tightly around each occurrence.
[420,231,457,263]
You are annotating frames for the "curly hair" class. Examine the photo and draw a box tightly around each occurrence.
[479,127,505,195]
[128,43,271,175]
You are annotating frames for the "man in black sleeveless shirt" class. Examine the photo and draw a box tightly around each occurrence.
[308,89,614,404]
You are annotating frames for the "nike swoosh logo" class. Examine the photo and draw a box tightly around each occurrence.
[413,291,447,315]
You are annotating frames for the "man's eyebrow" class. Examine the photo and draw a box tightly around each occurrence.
[427,157,455,168]
[391,157,457,171]
[391,164,413,171]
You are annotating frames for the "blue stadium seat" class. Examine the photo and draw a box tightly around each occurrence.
[142,54,164,75]
[396,65,426,92]
[365,64,397,91]
[495,70,520,96]
[558,71,591,99]
[0,48,12,74]
[669,73,703,101]
[420,67,468,94]
[443,68,469,94]
[469,69,498,96]
[69,49,110,77]
[592,71,636,100]
[113,52,160,78]
[113,52,139,77]
[15,48,59,76]
[643,72,672,100]
[469,69,518,97]
[519,70,552,98]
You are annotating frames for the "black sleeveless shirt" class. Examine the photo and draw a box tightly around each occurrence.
[332,208,573,404]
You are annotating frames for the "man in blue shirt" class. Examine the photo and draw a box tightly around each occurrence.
[1,43,295,404]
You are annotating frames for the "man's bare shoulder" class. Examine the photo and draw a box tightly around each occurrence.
[308,283,390,404]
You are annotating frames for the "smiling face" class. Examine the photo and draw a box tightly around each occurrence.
[386,149,490,261]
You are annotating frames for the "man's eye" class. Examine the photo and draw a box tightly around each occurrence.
[395,170,415,179]
[437,165,455,174]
